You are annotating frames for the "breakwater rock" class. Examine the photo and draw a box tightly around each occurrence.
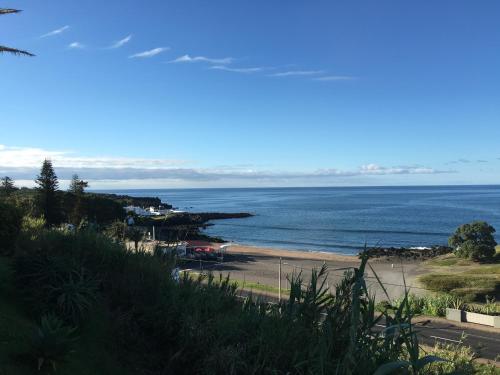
[361,246,452,260]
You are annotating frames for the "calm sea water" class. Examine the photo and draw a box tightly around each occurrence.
[103,186,500,255]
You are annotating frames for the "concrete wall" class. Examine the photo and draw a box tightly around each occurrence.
[447,308,500,328]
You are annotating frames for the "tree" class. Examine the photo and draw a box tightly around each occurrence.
[127,227,144,251]
[0,176,17,196]
[1,8,34,56]
[0,200,22,254]
[69,174,89,225]
[69,174,89,195]
[35,160,61,226]
[105,221,127,242]
[449,221,497,261]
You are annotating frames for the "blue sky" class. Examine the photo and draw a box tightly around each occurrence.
[1,0,500,188]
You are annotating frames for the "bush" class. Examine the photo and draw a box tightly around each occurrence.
[13,230,457,374]
[49,268,99,324]
[419,273,498,301]
[0,200,23,255]
[391,293,465,317]
[30,314,78,371]
[449,221,497,261]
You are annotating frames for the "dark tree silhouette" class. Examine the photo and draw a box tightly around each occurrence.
[35,160,61,225]
[1,8,35,56]
[0,176,17,196]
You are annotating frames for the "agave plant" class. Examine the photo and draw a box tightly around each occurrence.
[30,314,78,371]
[49,268,99,324]
[1,8,34,56]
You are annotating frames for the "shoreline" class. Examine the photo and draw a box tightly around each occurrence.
[226,243,360,262]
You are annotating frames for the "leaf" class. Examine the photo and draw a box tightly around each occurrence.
[373,360,410,375]
[415,355,448,370]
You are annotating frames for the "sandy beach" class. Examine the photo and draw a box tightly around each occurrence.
[191,243,428,302]
[133,239,428,301]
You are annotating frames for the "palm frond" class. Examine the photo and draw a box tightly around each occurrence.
[0,45,35,57]
[0,8,21,15]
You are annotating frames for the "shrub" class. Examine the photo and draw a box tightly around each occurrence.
[449,221,497,260]
[0,200,22,255]
[20,215,46,239]
[391,293,465,317]
[13,231,101,323]
[105,221,127,242]
[14,230,456,374]
[30,314,78,371]
[126,226,144,250]
[49,268,99,324]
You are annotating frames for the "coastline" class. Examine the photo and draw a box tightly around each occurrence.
[226,243,359,262]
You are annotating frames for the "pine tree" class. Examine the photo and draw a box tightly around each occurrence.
[69,174,89,195]
[35,160,60,225]
[0,176,16,196]
[69,174,89,225]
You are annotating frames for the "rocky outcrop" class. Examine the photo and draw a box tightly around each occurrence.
[361,246,452,260]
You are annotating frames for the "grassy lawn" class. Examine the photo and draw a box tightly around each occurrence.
[181,270,289,296]
[0,256,130,375]
[419,247,500,302]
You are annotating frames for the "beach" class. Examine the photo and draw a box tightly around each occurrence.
[187,243,428,302]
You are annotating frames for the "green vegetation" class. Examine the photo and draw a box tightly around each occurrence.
[0,200,22,254]
[449,221,497,261]
[0,176,16,196]
[185,271,290,296]
[2,224,472,374]
[384,293,500,317]
[35,160,61,226]
[1,176,498,373]
[420,253,499,302]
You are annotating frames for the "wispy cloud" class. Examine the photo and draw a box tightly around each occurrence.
[68,42,84,49]
[0,145,453,187]
[358,164,449,175]
[170,54,233,65]
[40,25,70,38]
[313,75,356,81]
[447,159,471,165]
[270,70,324,77]
[129,47,169,58]
[0,145,186,170]
[108,34,132,49]
[210,65,265,74]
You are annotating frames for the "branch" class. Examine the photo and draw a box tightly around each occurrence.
[0,45,35,57]
[0,8,22,15]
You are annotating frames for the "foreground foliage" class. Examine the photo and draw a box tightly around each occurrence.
[1,228,497,373]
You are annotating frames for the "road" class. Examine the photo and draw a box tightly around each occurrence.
[408,318,499,362]
[181,260,500,362]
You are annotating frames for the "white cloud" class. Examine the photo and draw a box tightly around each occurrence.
[68,42,84,49]
[314,75,355,81]
[0,145,453,188]
[0,145,185,169]
[129,47,169,58]
[108,34,132,49]
[210,65,265,74]
[170,54,233,64]
[40,25,70,38]
[358,164,440,175]
[270,70,324,77]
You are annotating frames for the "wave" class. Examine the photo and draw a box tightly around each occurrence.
[212,222,449,237]
[226,236,380,251]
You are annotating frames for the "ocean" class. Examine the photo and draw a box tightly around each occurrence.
[104,186,500,256]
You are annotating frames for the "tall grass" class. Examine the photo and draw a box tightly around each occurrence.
[11,230,457,374]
